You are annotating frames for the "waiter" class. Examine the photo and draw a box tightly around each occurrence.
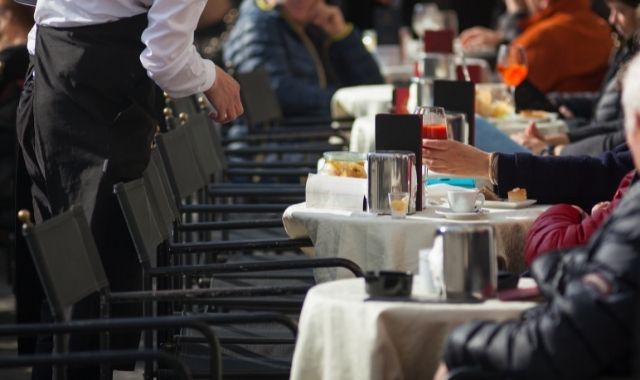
[15,0,243,378]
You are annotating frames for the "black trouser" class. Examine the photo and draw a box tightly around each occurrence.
[16,13,159,379]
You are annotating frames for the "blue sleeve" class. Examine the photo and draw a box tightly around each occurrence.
[496,144,633,210]
[328,28,383,87]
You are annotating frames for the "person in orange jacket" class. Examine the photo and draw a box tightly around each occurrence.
[515,0,613,94]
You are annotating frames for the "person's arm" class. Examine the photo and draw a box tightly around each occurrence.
[560,129,627,157]
[328,29,384,86]
[496,144,633,210]
[566,119,624,143]
[443,244,637,379]
[141,0,242,123]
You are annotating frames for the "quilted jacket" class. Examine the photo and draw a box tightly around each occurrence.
[223,0,383,118]
[524,171,635,266]
[444,175,640,379]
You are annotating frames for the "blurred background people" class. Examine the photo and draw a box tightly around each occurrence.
[512,0,612,94]
[224,0,383,118]
[194,0,242,68]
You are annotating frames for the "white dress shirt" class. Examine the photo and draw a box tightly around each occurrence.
[28,0,216,97]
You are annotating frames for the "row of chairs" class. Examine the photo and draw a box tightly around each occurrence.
[5,69,361,379]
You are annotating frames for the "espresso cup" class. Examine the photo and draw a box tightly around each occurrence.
[447,189,485,213]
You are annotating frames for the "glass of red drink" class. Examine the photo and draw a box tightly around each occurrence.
[496,43,528,100]
[415,106,451,140]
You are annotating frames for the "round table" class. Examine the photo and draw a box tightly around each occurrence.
[283,202,547,279]
[290,277,535,380]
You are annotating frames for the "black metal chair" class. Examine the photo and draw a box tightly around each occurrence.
[15,207,299,380]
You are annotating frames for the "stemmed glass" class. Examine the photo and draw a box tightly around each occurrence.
[496,43,528,101]
[416,106,451,205]
[416,106,451,140]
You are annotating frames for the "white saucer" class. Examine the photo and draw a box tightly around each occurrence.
[435,208,489,220]
[484,199,537,209]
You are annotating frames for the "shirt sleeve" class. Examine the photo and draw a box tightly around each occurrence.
[141,0,216,97]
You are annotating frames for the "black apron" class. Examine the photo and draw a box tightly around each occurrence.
[16,13,159,378]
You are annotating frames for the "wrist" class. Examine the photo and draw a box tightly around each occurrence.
[488,152,499,184]
[540,144,555,156]
[331,22,353,41]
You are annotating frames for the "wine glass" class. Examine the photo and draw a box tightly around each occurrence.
[496,44,528,99]
[416,106,451,205]
[415,106,451,140]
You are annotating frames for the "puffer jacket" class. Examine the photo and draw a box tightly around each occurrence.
[523,170,635,266]
[443,175,640,379]
[223,0,383,118]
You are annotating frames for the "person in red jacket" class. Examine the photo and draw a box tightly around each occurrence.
[523,170,635,265]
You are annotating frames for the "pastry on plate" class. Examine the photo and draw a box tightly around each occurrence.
[507,187,528,202]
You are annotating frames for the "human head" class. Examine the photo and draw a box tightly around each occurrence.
[280,0,322,25]
[621,53,640,169]
[606,0,640,39]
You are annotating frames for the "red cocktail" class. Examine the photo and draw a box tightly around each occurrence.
[422,123,449,139]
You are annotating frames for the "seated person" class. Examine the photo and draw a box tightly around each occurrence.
[459,0,529,52]
[512,0,639,157]
[432,53,640,380]
[511,0,612,94]
[524,169,634,265]
[223,0,384,119]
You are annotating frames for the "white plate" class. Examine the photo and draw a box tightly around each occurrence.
[484,199,537,209]
[435,208,489,220]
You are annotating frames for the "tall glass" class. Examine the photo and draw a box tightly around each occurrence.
[496,44,528,101]
[416,106,450,205]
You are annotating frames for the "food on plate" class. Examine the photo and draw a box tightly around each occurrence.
[507,187,528,202]
[475,86,515,118]
[479,186,501,201]
[519,110,549,119]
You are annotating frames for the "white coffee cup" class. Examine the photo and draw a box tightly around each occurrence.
[447,189,485,213]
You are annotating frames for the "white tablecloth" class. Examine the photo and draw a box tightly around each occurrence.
[290,277,535,380]
[331,84,393,118]
[283,202,548,277]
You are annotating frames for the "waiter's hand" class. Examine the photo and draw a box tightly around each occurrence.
[204,66,243,124]
[433,362,449,380]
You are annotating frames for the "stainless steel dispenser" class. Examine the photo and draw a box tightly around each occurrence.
[367,151,416,214]
[436,225,497,300]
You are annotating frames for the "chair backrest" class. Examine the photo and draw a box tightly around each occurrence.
[236,68,283,127]
[114,178,167,270]
[21,206,109,320]
[156,126,208,201]
[181,111,226,176]
[143,149,181,229]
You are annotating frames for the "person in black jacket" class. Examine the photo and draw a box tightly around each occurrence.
[432,52,640,380]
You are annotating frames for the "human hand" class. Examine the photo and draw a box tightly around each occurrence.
[433,362,449,380]
[510,122,547,154]
[204,66,244,124]
[422,139,491,178]
[459,26,502,50]
[591,201,610,215]
[558,105,574,119]
[312,2,347,39]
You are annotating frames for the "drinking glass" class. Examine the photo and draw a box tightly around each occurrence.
[416,106,450,206]
[496,43,528,98]
[415,106,451,140]
[388,192,410,219]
